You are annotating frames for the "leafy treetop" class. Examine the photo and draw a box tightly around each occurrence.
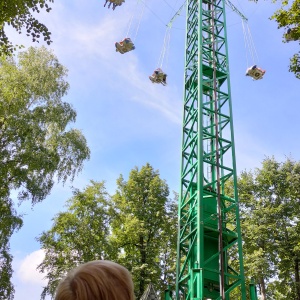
[0,0,53,56]
[0,45,90,299]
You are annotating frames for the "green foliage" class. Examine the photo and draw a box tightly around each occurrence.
[0,46,90,204]
[289,52,300,79]
[38,164,178,300]
[238,157,300,299]
[111,163,177,299]
[0,197,22,300]
[272,0,300,78]
[0,0,53,56]
[0,46,90,299]
[38,181,111,299]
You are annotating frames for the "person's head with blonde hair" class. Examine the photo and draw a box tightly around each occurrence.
[54,260,135,300]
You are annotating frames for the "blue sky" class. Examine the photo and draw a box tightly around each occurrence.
[8,0,299,299]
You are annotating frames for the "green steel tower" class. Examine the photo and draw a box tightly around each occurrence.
[176,0,247,299]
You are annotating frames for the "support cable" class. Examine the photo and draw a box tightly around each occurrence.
[140,0,167,26]
[157,27,171,69]
[242,21,250,68]
[157,1,186,69]
[125,0,148,41]
[125,0,139,37]
[133,0,146,41]
[247,23,259,64]
[162,0,177,12]
[242,20,259,67]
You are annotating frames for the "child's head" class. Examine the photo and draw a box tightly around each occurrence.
[55,260,135,300]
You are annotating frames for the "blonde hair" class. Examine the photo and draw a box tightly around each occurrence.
[54,260,135,300]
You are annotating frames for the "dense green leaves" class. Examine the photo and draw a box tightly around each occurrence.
[0,46,90,299]
[238,157,300,299]
[38,181,111,299]
[0,46,90,204]
[111,164,177,299]
[0,0,53,56]
[0,197,22,300]
[38,164,177,300]
[289,52,300,79]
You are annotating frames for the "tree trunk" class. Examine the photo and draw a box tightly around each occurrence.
[294,257,300,300]
[139,235,146,299]
[259,277,267,300]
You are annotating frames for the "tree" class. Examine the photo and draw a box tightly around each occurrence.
[0,46,90,299]
[238,157,300,299]
[111,163,176,299]
[238,170,276,300]
[271,0,300,78]
[252,0,300,78]
[38,181,111,299]
[0,197,22,300]
[37,164,178,299]
[0,0,53,56]
[0,46,90,204]
[159,193,178,298]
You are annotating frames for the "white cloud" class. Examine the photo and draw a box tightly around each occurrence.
[6,0,182,125]
[17,249,47,285]
[40,2,183,124]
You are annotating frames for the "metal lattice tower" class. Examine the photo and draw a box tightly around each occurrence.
[175,0,247,299]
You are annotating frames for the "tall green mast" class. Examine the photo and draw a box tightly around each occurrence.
[176,0,247,299]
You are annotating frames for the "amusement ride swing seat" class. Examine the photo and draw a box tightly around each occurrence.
[147,3,182,87]
[104,0,125,10]
[114,0,146,54]
[149,68,167,86]
[245,65,266,80]
[242,20,266,80]
[115,38,135,54]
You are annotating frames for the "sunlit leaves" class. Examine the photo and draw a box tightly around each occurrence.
[38,181,111,299]
[0,46,90,205]
[0,197,22,300]
[238,157,300,298]
[37,165,178,300]
[0,46,89,298]
[0,0,53,56]
[289,52,300,78]
[111,163,177,299]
